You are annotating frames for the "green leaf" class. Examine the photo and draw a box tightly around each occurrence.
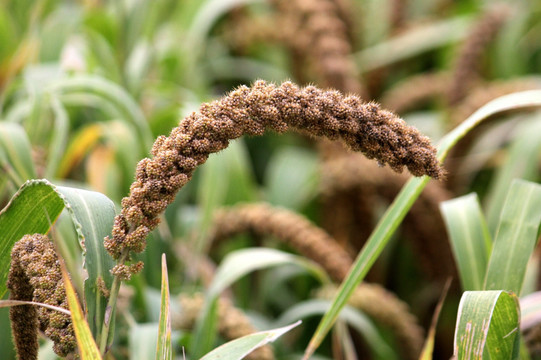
[61,256,103,360]
[0,179,116,339]
[304,90,541,358]
[440,193,492,291]
[199,321,301,360]
[130,323,159,360]
[454,291,520,360]
[56,184,116,337]
[156,254,172,360]
[484,179,541,295]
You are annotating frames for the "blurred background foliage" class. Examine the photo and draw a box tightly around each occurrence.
[1,0,541,359]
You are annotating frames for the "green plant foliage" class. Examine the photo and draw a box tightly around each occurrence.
[0,179,115,338]
[454,291,520,360]
[156,254,172,360]
[441,193,492,291]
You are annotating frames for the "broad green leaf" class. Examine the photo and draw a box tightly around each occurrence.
[0,179,116,339]
[304,90,541,358]
[200,321,301,360]
[156,254,172,360]
[56,185,116,337]
[454,291,520,360]
[484,180,541,295]
[61,257,103,360]
[0,122,36,186]
[441,193,492,291]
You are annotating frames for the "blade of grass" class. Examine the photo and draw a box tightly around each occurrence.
[304,90,541,359]
[484,179,541,295]
[156,254,172,360]
[60,255,103,360]
[440,194,492,291]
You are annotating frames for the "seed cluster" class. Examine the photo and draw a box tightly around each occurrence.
[104,80,443,274]
[7,234,76,359]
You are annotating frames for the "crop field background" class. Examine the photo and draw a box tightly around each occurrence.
[0,0,541,359]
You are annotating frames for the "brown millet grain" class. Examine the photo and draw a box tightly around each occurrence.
[8,234,76,359]
[105,80,443,274]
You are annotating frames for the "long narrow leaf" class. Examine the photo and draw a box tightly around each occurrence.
[61,258,103,360]
[304,90,541,358]
[440,194,491,291]
[156,254,172,360]
[484,179,541,295]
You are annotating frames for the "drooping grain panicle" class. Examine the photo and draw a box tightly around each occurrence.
[317,284,425,360]
[446,4,511,106]
[209,202,353,283]
[104,80,443,273]
[7,234,76,359]
[175,293,274,360]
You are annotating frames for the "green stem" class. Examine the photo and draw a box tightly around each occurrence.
[98,250,129,356]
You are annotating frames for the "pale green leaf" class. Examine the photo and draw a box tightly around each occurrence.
[484,179,541,295]
[440,193,492,291]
